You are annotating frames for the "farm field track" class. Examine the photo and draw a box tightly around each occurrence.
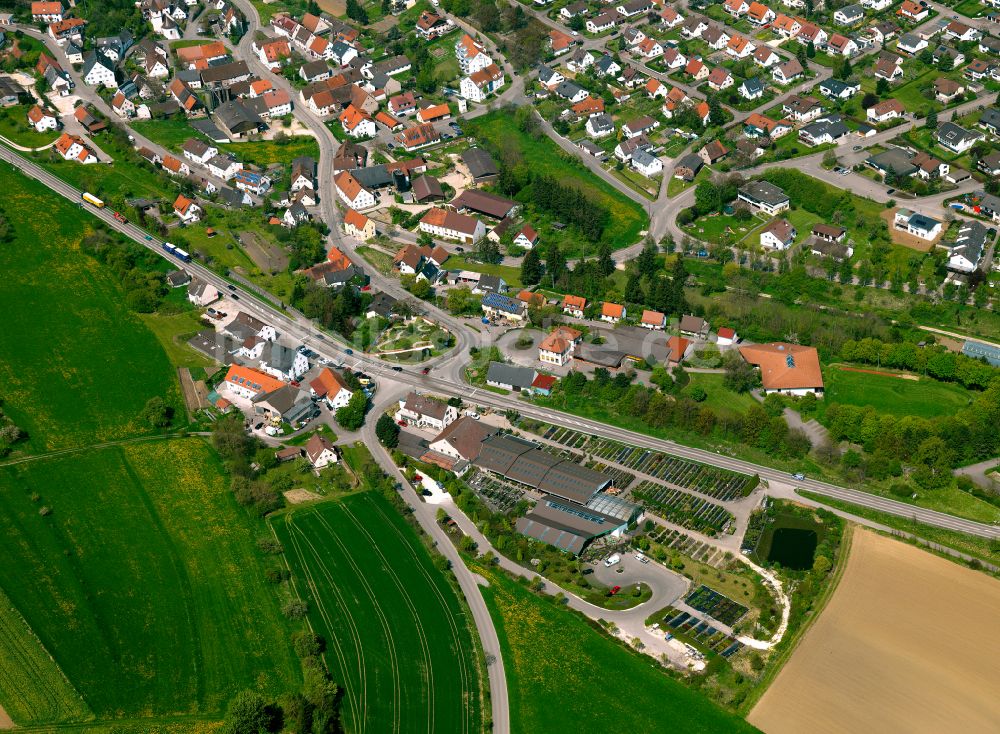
[0,439,300,721]
[0,170,180,453]
[272,493,483,734]
[749,528,1000,734]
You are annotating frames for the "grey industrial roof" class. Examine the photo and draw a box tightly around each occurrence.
[475,433,537,474]
[486,361,536,390]
[962,340,1000,366]
[506,449,562,487]
[463,147,498,178]
[515,495,625,555]
[538,461,610,503]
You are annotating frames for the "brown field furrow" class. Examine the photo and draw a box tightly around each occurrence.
[749,528,1000,734]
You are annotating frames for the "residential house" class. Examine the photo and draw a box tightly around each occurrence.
[601,302,626,323]
[481,292,524,322]
[799,115,850,145]
[874,53,904,81]
[339,104,376,138]
[782,94,824,122]
[310,367,354,409]
[417,103,451,122]
[513,224,539,249]
[760,218,796,250]
[32,1,63,22]
[934,78,964,103]
[727,35,756,59]
[747,2,775,25]
[26,105,57,132]
[827,34,858,56]
[937,121,983,154]
[700,139,729,165]
[660,335,690,365]
[586,10,619,33]
[947,220,989,273]
[419,208,485,244]
[82,51,117,87]
[754,46,781,68]
[586,113,615,138]
[738,342,824,396]
[897,0,928,21]
[459,63,504,102]
[896,32,927,55]
[455,33,492,74]
[640,309,666,330]
[738,180,789,215]
[819,78,860,99]
[53,132,96,163]
[343,207,375,240]
[173,194,202,223]
[539,325,583,366]
[944,20,980,43]
[397,392,458,431]
[334,170,377,210]
[772,58,803,84]
[707,66,734,90]
[867,98,904,124]
[717,327,739,346]
[562,294,586,318]
[305,434,338,469]
[893,208,943,240]
[738,77,766,100]
[833,4,864,25]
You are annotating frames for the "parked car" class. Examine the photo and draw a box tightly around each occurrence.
[609,586,621,595]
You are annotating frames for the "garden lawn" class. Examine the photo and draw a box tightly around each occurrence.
[442,256,523,288]
[130,118,205,151]
[464,112,648,251]
[219,135,320,168]
[0,170,181,453]
[683,373,758,417]
[818,365,974,420]
[139,308,216,370]
[0,105,61,148]
[0,439,301,721]
[272,492,483,734]
[474,564,760,734]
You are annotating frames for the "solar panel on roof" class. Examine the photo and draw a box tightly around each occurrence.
[786,355,795,368]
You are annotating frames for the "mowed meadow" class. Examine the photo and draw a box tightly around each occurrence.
[272,492,484,734]
[0,171,300,725]
[0,171,180,453]
[476,564,761,734]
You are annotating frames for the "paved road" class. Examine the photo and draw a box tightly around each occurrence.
[360,393,510,734]
[9,130,997,540]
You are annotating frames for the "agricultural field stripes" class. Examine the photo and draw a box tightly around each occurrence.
[527,423,757,500]
[273,493,483,734]
[0,585,90,726]
[632,480,735,535]
[0,439,300,720]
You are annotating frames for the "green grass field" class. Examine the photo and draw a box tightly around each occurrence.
[133,118,320,168]
[0,585,90,726]
[819,365,973,419]
[464,112,648,252]
[272,493,484,734]
[443,256,524,288]
[683,373,758,417]
[0,439,301,720]
[0,170,181,453]
[475,564,760,733]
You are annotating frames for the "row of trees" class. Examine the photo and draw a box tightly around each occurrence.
[552,368,812,459]
[840,337,1000,389]
[79,230,168,313]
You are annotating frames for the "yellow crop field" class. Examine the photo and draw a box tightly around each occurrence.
[749,528,1000,734]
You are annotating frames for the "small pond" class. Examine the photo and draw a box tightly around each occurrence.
[767,527,817,571]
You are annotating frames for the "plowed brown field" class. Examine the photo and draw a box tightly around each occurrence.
[750,528,1000,734]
